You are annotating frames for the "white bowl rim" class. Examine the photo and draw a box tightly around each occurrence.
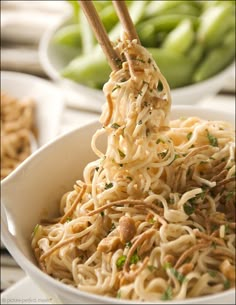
[1,105,235,304]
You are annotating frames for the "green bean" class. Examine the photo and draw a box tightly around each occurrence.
[193,33,235,82]
[53,24,82,47]
[162,19,195,54]
[149,48,195,88]
[197,4,233,49]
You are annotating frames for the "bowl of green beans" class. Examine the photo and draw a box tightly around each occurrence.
[40,0,235,108]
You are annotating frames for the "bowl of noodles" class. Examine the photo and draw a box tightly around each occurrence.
[2,38,235,304]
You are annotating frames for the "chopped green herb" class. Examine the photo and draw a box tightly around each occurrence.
[168,198,175,205]
[156,138,165,144]
[161,286,173,301]
[126,241,132,248]
[143,101,148,107]
[95,167,99,172]
[224,279,230,290]
[138,120,143,125]
[117,290,121,298]
[105,182,113,190]
[148,218,155,224]
[147,265,158,272]
[211,241,217,249]
[187,132,192,140]
[100,211,104,217]
[208,270,217,277]
[153,199,162,207]
[138,90,143,96]
[131,57,145,63]
[146,128,150,136]
[33,224,39,235]
[127,176,133,181]
[112,84,121,92]
[66,217,72,222]
[148,58,152,64]
[184,203,195,215]
[130,252,140,264]
[170,268,186,283]
[111,122,120,129]
[209,157,215,160]
[163,262,172,270]
[224,224,230,234]
[120,78,127,82]
[119,164,123,167]
[116,255,126,268]
[118,149,126,158]
[226,191,234,201]
[207,130,218,147]
[159,150,168,158]
[115,58,122,69]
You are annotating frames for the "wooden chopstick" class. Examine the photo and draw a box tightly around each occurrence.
[79,0,120,71]
[112,0,140,44]
[79,0,141,71]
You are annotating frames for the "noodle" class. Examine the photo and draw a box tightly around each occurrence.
[1,92,36,180]
[31,37,235,301]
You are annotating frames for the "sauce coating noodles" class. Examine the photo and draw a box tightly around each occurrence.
[32,38,235,301]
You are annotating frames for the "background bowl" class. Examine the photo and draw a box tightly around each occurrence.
[1,105,235,304]
[1,71,65,147]
[39,14,235,111]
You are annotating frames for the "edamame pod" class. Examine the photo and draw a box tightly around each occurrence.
[53,24,82,47]
[193,38,235,82]
[149,48,195,88]
[162,19,195,54]
[197,4,233,49]
[61,53,111,88]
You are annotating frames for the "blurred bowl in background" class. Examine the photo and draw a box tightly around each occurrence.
[1,71,65,180]
[39,13,235,111]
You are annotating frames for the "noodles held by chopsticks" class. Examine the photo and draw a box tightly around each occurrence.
[32,37,235,301]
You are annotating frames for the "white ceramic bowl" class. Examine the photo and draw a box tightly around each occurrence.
[1,71,65,179]
[1,105,235,304]
[39,15,235,111]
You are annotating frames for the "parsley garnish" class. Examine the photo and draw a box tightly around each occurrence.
[127,176,133,181]
[148,265,158,272]
[111,122,120,129]
[207,130,218,147]
[130,252,140,264]
[156,138,165,144]
[184,202,195,215]
[112,85,121,92]
[161,286,172,301]
[208,270,217,277]
[126,241,132,248]
[170,268,186,283]
[187,132,192,140]
[105,182,113,190]
[138,120,143,125]
[66,217,72,222]
[33,224,39,236]
[224,279,230,290]
[117,290,121,298]
[116,255,126,268]
[100,211,104,217]
[118,149,126,158]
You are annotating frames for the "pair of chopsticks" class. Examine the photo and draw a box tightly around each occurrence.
[79,0,140,71]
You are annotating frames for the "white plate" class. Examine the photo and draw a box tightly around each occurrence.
[1,276,54,305]
[1,71,65,148]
